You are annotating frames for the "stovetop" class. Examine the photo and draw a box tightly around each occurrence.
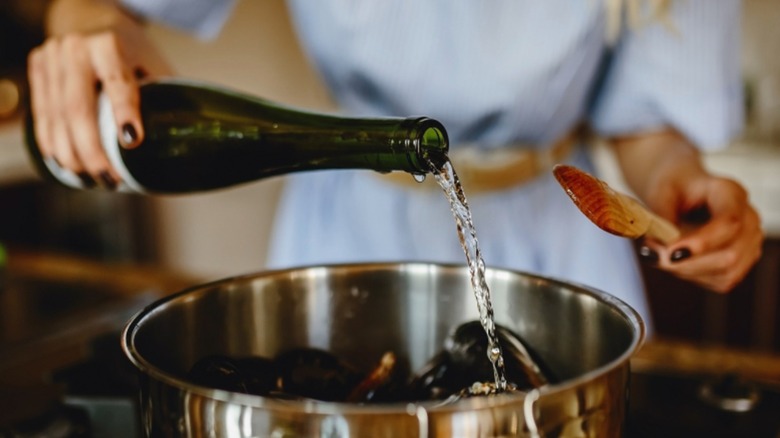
[4,252,779,436]
[0,269,777,437]
[0,332,141,438]
[5,331,780,438]
[627,370,780,437]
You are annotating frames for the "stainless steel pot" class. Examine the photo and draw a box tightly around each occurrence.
[122,263,644,437]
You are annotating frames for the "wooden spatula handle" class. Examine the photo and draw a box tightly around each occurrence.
[646,214,681,245]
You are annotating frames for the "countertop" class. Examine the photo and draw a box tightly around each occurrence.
[632,336,780,386]
[0,248,197,385]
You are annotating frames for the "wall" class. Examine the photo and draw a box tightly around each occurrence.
[742,0,780,143]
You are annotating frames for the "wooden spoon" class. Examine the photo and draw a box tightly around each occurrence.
[553,164,680,244]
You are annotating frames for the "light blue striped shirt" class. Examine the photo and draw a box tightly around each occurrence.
[122,0,743,150]
[120,0,744,324]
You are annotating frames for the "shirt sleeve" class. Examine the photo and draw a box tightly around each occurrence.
[120,0,237,40]
[589,0,744,150]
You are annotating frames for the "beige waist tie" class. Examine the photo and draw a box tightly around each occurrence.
[381,129,579,193]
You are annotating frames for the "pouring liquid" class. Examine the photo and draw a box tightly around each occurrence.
[184,157,553,402]
[429,158,508,392]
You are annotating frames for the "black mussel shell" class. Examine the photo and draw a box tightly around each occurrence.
[445,321,554,391]
[495,325,557,387]
[445,321,501,387]
[235,356,278,395]
[186,354,249,393]
[187,355,279,396]
[406,351,461,400]
[274,348,365,402]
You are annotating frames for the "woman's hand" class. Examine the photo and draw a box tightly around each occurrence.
[27,0,171,188]
[612,129,764,292]
[641,169,763,292]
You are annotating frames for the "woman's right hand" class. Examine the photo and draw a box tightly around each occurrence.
[27,0,172,188]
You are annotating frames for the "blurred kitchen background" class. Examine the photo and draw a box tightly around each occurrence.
[0,0,779,353]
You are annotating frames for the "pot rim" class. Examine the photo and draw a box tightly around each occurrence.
[121,261,645,414]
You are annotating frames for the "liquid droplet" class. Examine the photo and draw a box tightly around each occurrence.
[413,173,426,183]
[489,346,502,362]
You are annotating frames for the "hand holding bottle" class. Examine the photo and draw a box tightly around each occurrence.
[26,80,449,194]
[26,0,171,188]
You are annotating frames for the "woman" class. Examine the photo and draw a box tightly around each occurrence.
[27,0,763,327]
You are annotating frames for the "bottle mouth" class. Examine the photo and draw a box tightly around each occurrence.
[416,118,449,171]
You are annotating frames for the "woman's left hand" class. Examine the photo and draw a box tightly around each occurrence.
[612,128,764,293]
[641,172,763,292]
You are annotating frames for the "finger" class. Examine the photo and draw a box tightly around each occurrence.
[665,181,753,257]
[88,32,143,149]
[660,231,763,292]
[27,46,55,159]
[60,34,110,187]
[669,213,742,258]
[43,39,82,172]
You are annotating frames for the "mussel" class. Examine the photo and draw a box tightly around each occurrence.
[185,320,555,404]
[274,348,364,401]
[408,321,555,399]
[186,354,278,395]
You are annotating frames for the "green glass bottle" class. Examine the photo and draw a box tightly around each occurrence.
[26,79,449,194]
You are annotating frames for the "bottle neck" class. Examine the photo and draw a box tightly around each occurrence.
[150,79,450,175]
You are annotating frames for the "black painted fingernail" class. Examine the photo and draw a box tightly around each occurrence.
[671,248,692,263]
[77,172,96,188]
[121,123,138,145]
[638,245,659,264]
[99,171,117,190]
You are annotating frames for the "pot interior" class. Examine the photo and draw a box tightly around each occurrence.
[125,263,643,397]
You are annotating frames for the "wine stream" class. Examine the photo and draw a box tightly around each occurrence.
[429,158,508,392]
